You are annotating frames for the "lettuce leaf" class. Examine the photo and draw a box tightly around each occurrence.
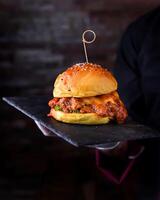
[54,105,61,111]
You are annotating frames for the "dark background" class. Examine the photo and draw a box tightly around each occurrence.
[0,0,160,199]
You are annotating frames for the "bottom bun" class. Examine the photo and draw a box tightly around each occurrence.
[49,109,111,125]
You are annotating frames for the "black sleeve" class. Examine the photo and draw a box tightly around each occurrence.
[138,11,160,130]
[112,7,160,130]
[112,23,147,124]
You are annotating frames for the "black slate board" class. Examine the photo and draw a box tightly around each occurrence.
[3,96,160,147]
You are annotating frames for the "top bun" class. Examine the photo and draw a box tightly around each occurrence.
[53,63,117,98]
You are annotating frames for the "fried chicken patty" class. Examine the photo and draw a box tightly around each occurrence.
[48,91,128,123]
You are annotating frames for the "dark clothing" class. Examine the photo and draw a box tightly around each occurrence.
[96,7,160,200]
[111,7,160,199]
[113,7,160,130]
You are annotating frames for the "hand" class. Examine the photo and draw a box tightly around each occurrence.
[96,141,129,159]
[34,120,53,136]
[34,120,145,160]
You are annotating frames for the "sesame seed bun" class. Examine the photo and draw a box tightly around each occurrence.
[53,63,117,98]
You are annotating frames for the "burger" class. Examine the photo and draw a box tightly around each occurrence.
[48,63,128,124]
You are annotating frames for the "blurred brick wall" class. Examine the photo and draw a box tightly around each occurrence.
[0,0,159,97]
[0,0,160,199]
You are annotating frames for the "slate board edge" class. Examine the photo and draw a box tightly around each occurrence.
[2,97,160,148]
[2,97,79,147]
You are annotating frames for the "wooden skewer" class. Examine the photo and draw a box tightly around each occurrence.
[82,30,96,63]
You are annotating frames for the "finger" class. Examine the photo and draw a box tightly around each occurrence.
[95,141,121,150]
[128,146,145,160]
